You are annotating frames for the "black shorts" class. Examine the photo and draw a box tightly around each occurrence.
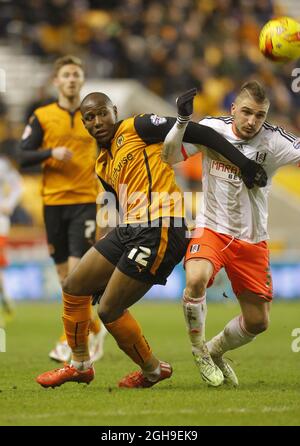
[44,203,96,264]
[94,218,188,285]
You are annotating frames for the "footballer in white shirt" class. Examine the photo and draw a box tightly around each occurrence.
[163,81,300,387]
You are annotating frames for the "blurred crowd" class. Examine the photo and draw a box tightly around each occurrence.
[0,0,300,123]
[1,0,300,225]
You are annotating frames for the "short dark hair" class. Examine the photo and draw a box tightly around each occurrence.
[80,92,114,114]
[53,55,84,76]
[238,80,268,104]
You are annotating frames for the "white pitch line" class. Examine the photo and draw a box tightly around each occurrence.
[3,406,295,422]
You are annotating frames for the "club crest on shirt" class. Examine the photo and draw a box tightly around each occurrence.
[150,114,167,126]
[190,244,200,254]
[255,151,267,164]
[116,135,125,148]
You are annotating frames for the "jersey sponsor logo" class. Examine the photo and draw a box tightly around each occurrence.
[150,114,167,126]
[209,160,241,183]
[190,244,200,253]
[293,139,300,150]
[255,151,267,164]
[112,153,134,187]
[21,124,32,140]
[116,135,125,148]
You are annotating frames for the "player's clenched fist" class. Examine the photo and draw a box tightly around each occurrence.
[176,88,197,118]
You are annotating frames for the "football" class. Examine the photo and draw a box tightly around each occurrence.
[259,16,300,61]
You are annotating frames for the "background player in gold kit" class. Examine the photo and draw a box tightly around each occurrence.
[20,56,106,363]
[35,90,267,389]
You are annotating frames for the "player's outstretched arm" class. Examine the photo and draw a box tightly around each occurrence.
[162,88,197,164]
[162,89,268,188]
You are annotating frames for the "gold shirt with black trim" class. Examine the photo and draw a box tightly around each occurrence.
[95,115,185,224]
[22,102,98,206]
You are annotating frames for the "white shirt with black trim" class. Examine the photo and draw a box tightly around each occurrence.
[184,117,300,244]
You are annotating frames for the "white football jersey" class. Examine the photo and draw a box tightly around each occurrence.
[184,117,300,243]
[0,156,22,236]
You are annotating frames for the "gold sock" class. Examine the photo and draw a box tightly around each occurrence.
[62,291,92,362]
[105,310,152,366]
[60,303,100,340]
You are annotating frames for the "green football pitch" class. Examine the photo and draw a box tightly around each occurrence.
[0,300,300,426]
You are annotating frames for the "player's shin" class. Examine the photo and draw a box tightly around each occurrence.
[183,290,224,386]
[58,302,99,342]
[62,291,92,366]
[105,310,160,379]
[207,315,256,357]
[183,290,207,353]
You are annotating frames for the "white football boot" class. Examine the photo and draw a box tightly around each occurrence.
[210,354,239,386]
[89,325,108,362]
[207,336,239,386]
[49,340,71,363]
[192,343,224,387]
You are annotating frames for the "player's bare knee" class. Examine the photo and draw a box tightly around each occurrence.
[185,275,208,299]
[98,304,114,324]
[62,275,87,296]
[62,276,76,295]
[258,317,269,333]
[244,317,269,335]
[98,299,125,323]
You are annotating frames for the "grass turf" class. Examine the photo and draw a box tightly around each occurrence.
[0,300,300,426]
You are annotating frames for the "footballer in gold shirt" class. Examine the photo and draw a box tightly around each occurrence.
[20,56,105,364]
[21,57,98,271]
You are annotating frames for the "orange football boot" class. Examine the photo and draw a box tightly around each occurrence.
[118,361,172,388]
[36,364,95,388]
